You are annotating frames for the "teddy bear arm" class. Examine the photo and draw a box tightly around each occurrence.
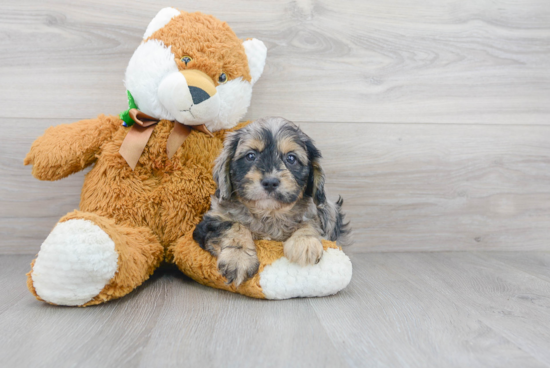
[24,115,120,181]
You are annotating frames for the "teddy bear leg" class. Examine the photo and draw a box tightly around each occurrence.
[27,211,164,307]
[168,232,353,299]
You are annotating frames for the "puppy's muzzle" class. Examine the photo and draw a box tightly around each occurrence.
[261,177,280,193]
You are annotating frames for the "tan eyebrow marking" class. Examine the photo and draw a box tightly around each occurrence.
[277,136,308,163]
[235,138,265,158]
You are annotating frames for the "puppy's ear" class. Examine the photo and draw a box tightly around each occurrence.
[213,131,240,200]
[305,139,326,206]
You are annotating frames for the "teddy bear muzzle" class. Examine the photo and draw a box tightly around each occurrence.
[158,69,220,125]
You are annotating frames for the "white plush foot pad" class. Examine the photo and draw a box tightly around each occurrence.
[31,219,119,306]
[259,248,352,299]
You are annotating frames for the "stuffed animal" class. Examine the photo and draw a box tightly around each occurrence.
[24,8,352,306]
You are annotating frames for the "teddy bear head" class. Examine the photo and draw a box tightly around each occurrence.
[124,8,267,132]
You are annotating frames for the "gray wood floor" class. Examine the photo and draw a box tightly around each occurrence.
[1,252,550,368]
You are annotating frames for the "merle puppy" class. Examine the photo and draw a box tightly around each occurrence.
[193,116,350,286]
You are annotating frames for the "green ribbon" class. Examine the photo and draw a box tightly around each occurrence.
[119,90,138,127]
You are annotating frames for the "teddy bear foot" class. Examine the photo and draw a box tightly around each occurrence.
[259,247,352,299]
[28,211,164,306]
[29,218,119,306]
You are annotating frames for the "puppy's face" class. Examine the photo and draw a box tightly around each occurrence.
[214,117,325,210]
[231,123,308,207]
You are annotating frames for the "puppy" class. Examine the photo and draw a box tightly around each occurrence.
[193,116,350,286]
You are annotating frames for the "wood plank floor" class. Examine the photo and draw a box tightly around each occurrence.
[1,252,550,368]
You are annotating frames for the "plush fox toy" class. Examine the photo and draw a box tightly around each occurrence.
[24,8,352,306]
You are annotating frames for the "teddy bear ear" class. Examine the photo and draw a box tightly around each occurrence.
[243,38,267,85]
[143,7,181,39]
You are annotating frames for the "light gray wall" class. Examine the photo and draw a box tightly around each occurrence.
[1,0,549,253]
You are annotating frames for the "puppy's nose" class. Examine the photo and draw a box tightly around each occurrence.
[189,86,210,105]
[261,177,280,192]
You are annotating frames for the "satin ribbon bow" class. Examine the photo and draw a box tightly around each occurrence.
[119,108,212,170]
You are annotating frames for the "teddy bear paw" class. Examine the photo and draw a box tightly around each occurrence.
[259,248,352,299]
[30,219,119,306]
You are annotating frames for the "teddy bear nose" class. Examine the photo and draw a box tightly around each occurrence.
[189,86,211,105]
[261,177,280,192]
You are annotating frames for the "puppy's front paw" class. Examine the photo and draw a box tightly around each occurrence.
[284,236,323,266]
[217,247,260,287]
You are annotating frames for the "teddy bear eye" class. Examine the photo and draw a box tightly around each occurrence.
[181,56,192,65]
[218,73,228,84]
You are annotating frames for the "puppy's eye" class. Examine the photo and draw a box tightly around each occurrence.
[286,153,297,165]
[218,73,228,84]
[245,152,256,161]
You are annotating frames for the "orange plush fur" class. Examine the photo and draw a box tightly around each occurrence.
[147,12,252,84]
